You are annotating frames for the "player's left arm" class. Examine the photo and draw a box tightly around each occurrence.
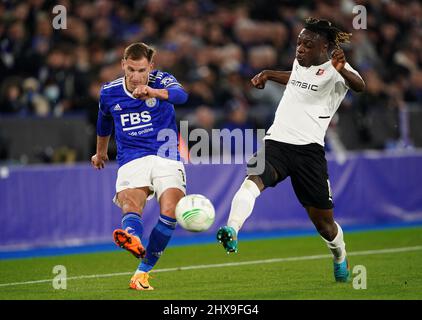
[133,86,187,104]
[133,74,188,104]
[331,49,365,92]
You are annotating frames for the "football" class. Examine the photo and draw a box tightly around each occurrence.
[175,194,215,232]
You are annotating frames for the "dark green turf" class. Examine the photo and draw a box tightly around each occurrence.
[0,227,421,299]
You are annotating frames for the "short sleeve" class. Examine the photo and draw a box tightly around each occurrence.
[98,86,111,116]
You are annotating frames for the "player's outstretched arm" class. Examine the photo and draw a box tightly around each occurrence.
[331,49,365,92]
[251,70,291,89]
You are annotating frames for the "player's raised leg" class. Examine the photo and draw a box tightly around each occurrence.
[218,143,286,254]
[130,187,184,291]
[306,207,349,282]
[113,187,150,259]
[217,176,263,253]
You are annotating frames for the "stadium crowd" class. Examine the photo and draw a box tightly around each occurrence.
[1,0,422,160]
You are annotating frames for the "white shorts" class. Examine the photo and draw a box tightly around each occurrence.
[113,155,186,207]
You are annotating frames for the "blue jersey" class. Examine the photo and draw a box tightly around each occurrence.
[97,70,188,167]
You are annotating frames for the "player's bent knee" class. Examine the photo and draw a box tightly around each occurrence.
[117,191,142,214]
[247,175,265,192]
[159,190,184,218]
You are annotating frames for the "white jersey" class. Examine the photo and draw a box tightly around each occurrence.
[265,59,362,146]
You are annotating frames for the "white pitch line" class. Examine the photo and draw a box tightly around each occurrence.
[0,245,421,288]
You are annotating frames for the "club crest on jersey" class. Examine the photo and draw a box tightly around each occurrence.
[161,76,177,87]
[145,98,157,108]
[316,68,325,76]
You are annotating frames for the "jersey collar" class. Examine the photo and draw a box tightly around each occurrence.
[122,77,136,99]
[297,59,331,70]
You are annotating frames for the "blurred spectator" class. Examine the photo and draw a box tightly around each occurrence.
[221,98,254,131]
[351,70,401,149]
[0,77,25,114]
[21,77,50,116]
[193,105,217,132]
[186,105,220,160]
[221,98,258,156]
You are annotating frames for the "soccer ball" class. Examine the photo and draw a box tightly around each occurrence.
[175,194,215,232]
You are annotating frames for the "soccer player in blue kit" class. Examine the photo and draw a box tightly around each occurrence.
[91,43,188,291]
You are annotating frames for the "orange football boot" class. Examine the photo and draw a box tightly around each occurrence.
[113,229,146,259]
[129,272,154,291]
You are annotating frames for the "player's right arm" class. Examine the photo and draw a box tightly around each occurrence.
[91,88,113,170]
[92,136,110,169]
[251,70,291,89]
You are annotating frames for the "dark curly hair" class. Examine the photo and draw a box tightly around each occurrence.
[304,17,352,48]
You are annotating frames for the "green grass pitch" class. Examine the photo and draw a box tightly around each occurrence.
[0,227,421,300]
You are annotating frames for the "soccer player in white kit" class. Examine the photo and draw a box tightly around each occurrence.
[217,18,365,282]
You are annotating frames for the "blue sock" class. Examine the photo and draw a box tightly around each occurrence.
[138,214,177,273]
[122,212,144,240]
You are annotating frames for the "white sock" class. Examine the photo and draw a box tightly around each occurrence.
[322,221,346,263]
[134,270,146,275]
[227,179,260,234]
